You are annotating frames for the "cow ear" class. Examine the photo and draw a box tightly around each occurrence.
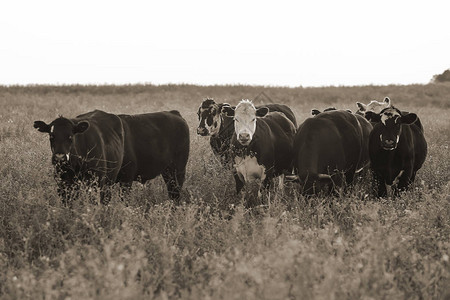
[365,111,381,122]
[311,109,321,116]
[221,105,235,117]
[34,121,51,133]
[73,121,89,134]
[218,103,231,113]
[400,113,417,125]
[256,107,269,117]
[356,102,366,112]
[384,97,391,106]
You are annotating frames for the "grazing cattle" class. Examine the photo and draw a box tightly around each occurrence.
[34,110,125,204]
[293,110,372,195]
[117,111,190,201]
[365,107,427,197]
[197,98,297,166]
[34,109,190,204]
[222,100,296,198]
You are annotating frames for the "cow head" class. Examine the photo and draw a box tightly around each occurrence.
[196,98,231,136]
[222,99,269,146]
[34,117,89,164]
[365,107,417,151]
[356,97,391,116]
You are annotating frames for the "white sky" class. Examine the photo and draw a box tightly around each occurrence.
[1,0,449,87]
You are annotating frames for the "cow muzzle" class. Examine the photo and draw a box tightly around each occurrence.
[381,139,397,151]
[52,153,69,164]
[238,133,251,146]
[197,127,208,136]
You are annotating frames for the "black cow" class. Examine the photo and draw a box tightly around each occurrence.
[197,98,297,166]
[365,106,427,197]
[34,110,125,204]
[222,100,296,198]
[117,111,190,201]
[34,109,190,204]
[293,109,372,195]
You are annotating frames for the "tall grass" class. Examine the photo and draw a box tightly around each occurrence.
[0,83,449,299]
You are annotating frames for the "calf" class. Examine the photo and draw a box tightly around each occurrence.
[293,110,372,195]
[222,100,296,197]
[197,98,297,166]
[365,107,427,197]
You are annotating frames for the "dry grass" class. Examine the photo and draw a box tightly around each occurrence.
[0,83,449,299]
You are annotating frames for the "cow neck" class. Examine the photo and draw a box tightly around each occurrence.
[218,115,234,140]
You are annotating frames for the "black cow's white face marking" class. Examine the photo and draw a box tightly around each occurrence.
[379,107,402,150]
[197,99,222,137]
[34,117,89,165]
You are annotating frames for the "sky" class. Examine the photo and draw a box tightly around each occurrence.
[1,0,449,87]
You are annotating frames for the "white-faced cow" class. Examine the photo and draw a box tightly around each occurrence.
[365,106,427,197]
[197,98,297,166]
[222,100,296,200]
[293,109,372,195]
[356,97,391,116]
[34,109,190,204]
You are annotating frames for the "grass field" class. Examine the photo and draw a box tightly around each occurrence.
[0,83,449,299]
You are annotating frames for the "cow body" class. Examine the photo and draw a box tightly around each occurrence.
[117,111,190,200]
[34,109,190,204]
[293,110,372,195]
[365,107,427,197]
[222,100,296,197]
[197,98,297,166]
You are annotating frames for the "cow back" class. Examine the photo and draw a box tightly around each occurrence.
[118,111,190,182]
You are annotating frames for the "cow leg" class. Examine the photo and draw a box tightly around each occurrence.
[373,171,387,198]
[100,188,111,205]
[394,169,413,196]
[233,172,245,194]
[119,182,133,204]
[161,167,183,204]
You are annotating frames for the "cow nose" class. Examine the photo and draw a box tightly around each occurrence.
[197,127,207,136]
[54,153,66,160]
[238,133,250,143]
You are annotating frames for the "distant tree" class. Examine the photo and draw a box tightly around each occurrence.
[431,69,450,83]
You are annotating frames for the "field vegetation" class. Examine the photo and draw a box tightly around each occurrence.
[0,83,449,299]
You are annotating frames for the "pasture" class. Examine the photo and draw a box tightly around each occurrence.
[0,83,449,299]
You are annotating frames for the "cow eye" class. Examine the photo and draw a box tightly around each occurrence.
[252,118,256,122]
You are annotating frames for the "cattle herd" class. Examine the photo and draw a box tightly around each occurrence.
[34,96,427,206]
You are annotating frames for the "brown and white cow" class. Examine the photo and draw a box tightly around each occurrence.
[222,100,296,199]
[197,98,297,166]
